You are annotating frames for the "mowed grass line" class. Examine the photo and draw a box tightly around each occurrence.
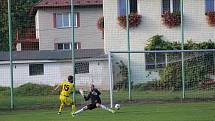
[0,102,215,121]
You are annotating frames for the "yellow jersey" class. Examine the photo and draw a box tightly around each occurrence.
[60,81,75,97]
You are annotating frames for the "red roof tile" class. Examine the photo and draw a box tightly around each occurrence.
[30,0,102,15]
[35,0,102,8]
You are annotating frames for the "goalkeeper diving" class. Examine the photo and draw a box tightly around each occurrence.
[72,84,115,116]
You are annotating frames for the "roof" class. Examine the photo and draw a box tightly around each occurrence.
[30,0,103,15]
[0,49,107,61]
[35,0,102,7]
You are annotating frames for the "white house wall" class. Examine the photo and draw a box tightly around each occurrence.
[104,0,215,83]
[0,63,61,87]
[0,61,109,90]
[36,7,103,50]
[104,0,215,53]
[35,11,40,39]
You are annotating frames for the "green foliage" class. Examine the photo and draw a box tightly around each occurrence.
[0,0,40,51]
[145,35,215,50]
[0,86,9,91]
[144,35,215,91]
[3,83,58,96]
[145,35,176,50]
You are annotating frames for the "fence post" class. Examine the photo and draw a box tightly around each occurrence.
[7,0,14,109]
[108,52,113,108]
[126,0,132,101]
[180,0,185,99]
[71,0,76,101]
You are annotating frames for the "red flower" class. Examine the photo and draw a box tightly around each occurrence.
[118,13,142,29]
[161,11,181,28]
[207,11,215,26]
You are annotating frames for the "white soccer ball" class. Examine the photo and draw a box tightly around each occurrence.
[114,104,120,110]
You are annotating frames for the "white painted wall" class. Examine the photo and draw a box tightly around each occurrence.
[35,11,40,39]
[104,0,215,53]
[104,0,215,83]
[0,60,109,90]
[36,7,103,50]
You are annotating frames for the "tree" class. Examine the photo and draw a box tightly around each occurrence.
[0,0,40,51]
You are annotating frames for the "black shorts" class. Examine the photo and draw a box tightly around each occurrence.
[87,100,101,110]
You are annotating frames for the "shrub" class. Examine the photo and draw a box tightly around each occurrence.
[158,53,215,91]
[145,35,177,50]
[162,11,181,28]
[145,35,215,91]
[0,86,9,91]
[207,11,215,26]
[118,13,142,29]
[145,35,215,50]
[7,83,59,96]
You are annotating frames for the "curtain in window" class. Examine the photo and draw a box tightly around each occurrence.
[162,0,170,13]
[173,0,180,12]
[205,0,214,13]
[130,0,137,13]
[119,0,126,16]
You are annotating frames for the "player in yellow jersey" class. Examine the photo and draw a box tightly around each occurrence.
[54,75,76,115]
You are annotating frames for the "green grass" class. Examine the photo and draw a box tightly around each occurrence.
[1,90,215,109]
[1,102,215,121]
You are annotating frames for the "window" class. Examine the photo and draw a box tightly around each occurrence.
[162,0,180,13]
[205,0,215,13]
[118,0,137,16]
[29,64,44,76]
[145,53,166,70]
[56,42,81,50]
[55,13,78,28]
[75,62,89,74]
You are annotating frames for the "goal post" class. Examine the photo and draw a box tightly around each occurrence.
[109,49,215,107]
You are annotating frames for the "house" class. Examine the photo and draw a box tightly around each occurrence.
[103,0,215,83]
[15,28,39,51]
[16,0,104,51]
[0,49,110,90]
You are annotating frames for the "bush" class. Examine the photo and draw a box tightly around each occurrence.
[2,83,59,96]
[158,53,214,91]
[145,35,215,91]
[133,81,155,91]
[0,86,9,91]
[145,35,215,50]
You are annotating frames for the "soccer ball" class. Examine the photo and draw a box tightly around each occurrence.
[114,104,120,110]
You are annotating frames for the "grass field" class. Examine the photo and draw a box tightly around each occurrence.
[1,90,215,109]
[1,102,215,121]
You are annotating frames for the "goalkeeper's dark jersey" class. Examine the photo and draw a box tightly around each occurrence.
[84,88,101,104]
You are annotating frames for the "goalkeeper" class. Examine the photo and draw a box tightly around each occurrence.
[54,75,76,115]
[72,84,115,116]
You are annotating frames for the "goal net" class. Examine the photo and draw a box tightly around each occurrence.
[108,50,215,107]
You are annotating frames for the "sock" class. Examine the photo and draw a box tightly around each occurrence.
[73,108,84,115]
[59,103,64,113]
[72,104,76,113]
[100,104,114,113]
